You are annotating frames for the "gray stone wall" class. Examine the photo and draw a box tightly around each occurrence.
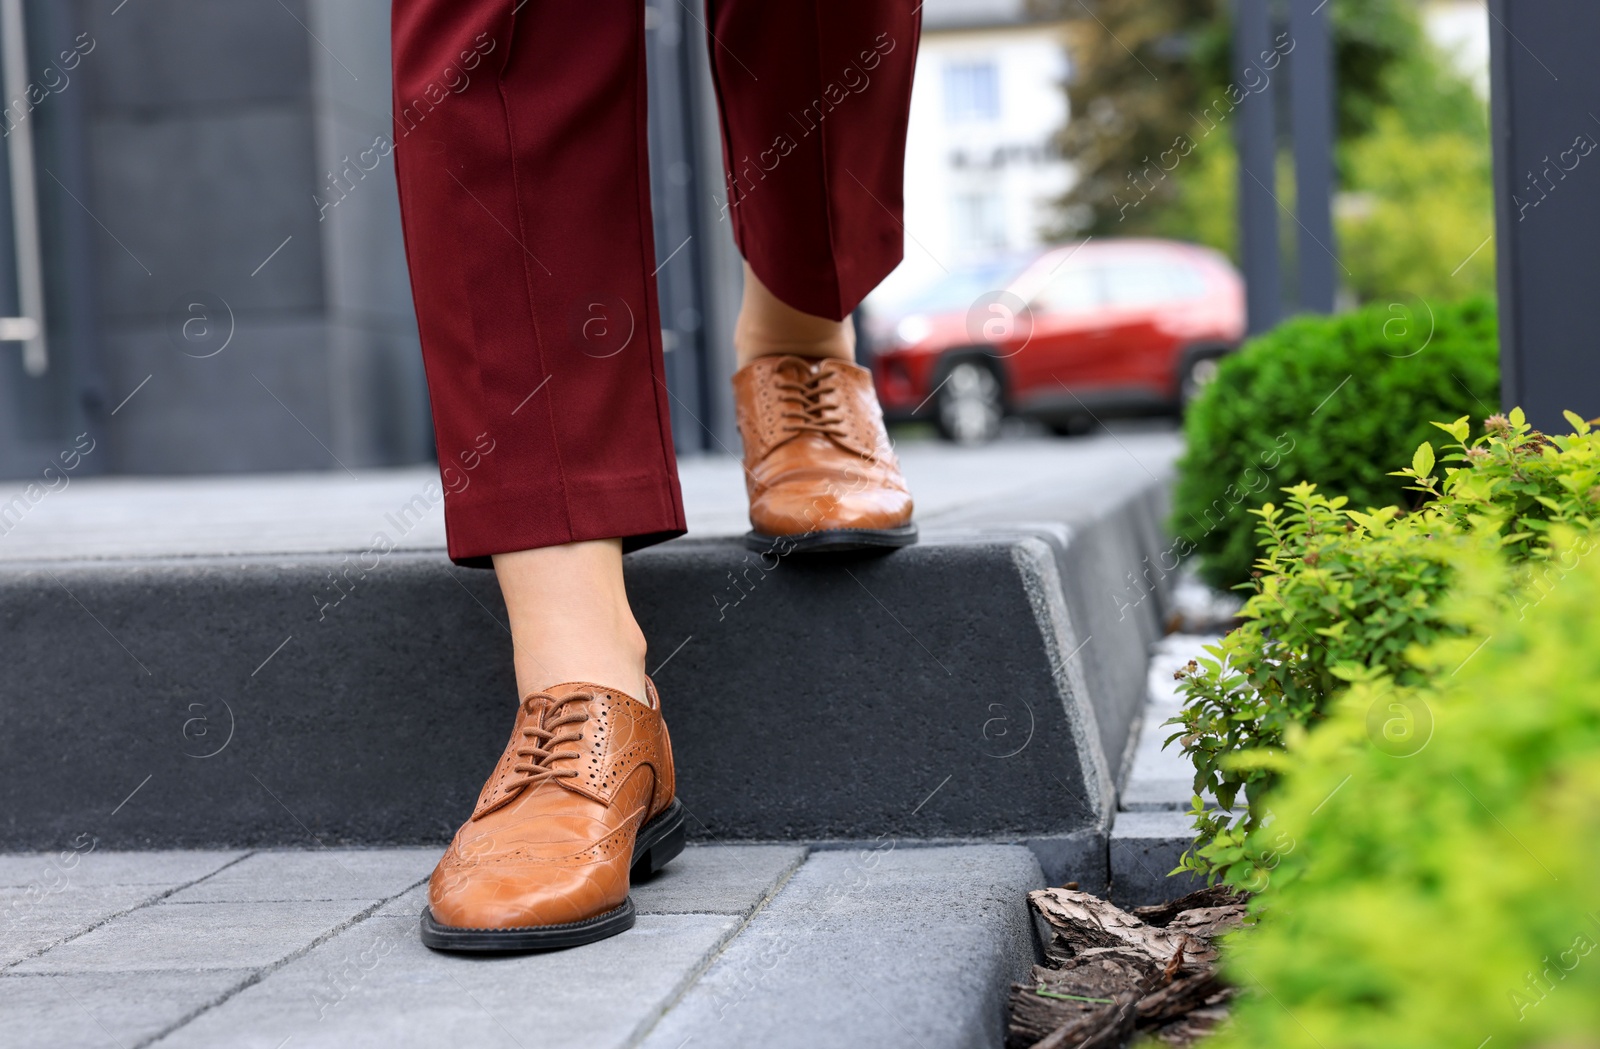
[72,0,428,474]
[0,0,738,478]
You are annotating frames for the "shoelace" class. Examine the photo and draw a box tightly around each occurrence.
[505,691,592,792]
[774,360,850,442]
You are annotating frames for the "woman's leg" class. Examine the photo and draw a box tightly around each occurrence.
[708,1,924,551]
[391,0,685,567]
[734,261,855,368]
[394,0,923,951]
[707,1,922,322]
[393,0,680,952]
[492,539,648,704]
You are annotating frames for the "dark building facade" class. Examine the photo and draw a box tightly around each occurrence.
[0,0,742,480]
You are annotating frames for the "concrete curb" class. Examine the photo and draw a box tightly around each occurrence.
[1109,809,1208,907]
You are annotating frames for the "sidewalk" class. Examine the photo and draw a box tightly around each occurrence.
[2,843,1041,1049]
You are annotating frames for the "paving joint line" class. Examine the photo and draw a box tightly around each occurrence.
[623,846,812,1048]
[132,872,432,1049]
[1,968,251,979]
[1,850,259,974]
[158,896,400,905]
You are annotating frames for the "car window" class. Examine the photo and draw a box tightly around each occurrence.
[1100,260,1210,306]
[1032,267,1100,313]
[1164,263,1208,300]
[1102,263,1170,307]
[893,255,1036,315]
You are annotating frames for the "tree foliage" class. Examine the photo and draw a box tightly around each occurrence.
[1046,0,1420,237]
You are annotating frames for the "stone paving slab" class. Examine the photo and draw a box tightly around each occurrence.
[2,884,174,967]
[0,970,251,1049]
[0,428,1189,1042]
[0,844,1042,1048]
[371,844,809,920]
[138,843,808,1048]
[621,844,807,915]
[11,899,389,974]
[636,845,1044,1049]
[0,849,245,888]
[151,913,745,1049]
[164,848,438,904]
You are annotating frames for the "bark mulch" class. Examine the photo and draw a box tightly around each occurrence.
[1006,885,1250,1049]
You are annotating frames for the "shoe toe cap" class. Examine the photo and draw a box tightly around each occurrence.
[751,482,913,536]
[428,861,626,930]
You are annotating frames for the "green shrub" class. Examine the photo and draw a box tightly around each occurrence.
[1172,297,1499,589]
[1169,484,1472,885]
[1211,540,1600,1049]
[1171,409,1600,885]
[1412,408,1600,563]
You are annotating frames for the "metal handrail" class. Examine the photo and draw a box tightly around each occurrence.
[0,0,47,376]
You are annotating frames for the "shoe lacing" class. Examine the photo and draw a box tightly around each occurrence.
[506,691,592,792]
[774,360,850,442]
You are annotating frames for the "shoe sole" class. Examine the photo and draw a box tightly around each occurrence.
[418,799,687,953]
[744,523,918,556]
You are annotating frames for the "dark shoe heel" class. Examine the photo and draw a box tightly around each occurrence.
[634,823,685,877]
[631,799,686,877]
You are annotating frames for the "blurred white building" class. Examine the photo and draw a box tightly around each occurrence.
[868,0,1075,312]
[867,0,1489,315]
[1422,0,1490,98]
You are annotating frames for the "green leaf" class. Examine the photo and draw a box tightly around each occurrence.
[1412,442,1435,477]
[1563,409,1590,435]
[1431,416,1471,443]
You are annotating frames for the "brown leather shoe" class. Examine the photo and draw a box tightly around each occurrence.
[733,355,916,554]
[420,680,682,951]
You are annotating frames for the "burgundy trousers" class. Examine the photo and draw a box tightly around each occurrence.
[390,1,921,566]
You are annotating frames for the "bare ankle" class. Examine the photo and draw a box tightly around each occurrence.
[492,539,651,702]
[734,261,855,369]
[734,324,854,367]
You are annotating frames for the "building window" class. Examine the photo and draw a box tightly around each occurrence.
[952,192,1007,251]
[944,60,1000,123]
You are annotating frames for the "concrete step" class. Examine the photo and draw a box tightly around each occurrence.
[0,433,1182,887]
[0,843,1043,1049]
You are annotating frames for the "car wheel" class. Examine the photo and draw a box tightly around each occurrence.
[1178,352,1224,409]
[934,359,1004,445]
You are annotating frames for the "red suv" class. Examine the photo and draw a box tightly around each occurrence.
[867,239,1246,443]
